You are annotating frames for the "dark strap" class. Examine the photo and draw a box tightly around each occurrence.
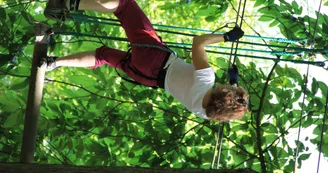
[114,49,159,89]
[70,0,81,10]
[127,62,158,81]
[114,44,172,89]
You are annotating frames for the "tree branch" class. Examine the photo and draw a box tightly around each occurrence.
[254,61,279,173]
[224,135,258,159]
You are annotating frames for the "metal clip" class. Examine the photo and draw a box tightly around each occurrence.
[323,60,328,70]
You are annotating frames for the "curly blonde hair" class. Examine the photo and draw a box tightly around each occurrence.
[205,85,249,121]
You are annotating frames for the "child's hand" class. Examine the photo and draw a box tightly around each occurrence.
[224,27,244,42]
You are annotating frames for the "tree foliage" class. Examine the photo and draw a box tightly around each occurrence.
[0,0,327,173]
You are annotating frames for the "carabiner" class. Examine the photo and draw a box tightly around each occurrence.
[323,60,328,70]
[212,22,239,34]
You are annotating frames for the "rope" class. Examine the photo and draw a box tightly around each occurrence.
[66,13,328,55]
[294,0,323,172]
[130,43,176,55]
[232,0,247,64]
[165,42,305,56]
[54,31,326,68]
[165,44,326,67]
[211,125,221,169]
[216,123,225,169]
[68,13,307,43]
[211,0,248,169]
[314,1,326,172]
[293,60,310,173]
[317,90,328,173]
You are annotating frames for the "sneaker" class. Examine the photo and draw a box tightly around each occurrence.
[42,56,59,71]
[44,0,70,21]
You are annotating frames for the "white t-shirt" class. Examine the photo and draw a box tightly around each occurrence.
[164,54,215,119]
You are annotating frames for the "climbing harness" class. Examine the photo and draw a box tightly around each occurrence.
[114,43,174,89]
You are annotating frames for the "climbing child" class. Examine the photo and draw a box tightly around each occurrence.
[44,0,249,121]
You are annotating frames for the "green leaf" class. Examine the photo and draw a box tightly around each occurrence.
[197,6,217,16]
[0,8,6,21]
[69,75,97,86]
[269,20,280,27]
[311,78,318,95]
[215,57,228,68]
[258,16,274,22]
[254,0,265,7]
[4,111,21,128]
[298,153,311,167]
[0,54,13,67]
[318,81,327,96]
[261,123,278,133]
[10,78,29,90]
[291,1,298,13]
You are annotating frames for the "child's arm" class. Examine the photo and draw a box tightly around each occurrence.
[191,27,244,70]
[191,34,225,70]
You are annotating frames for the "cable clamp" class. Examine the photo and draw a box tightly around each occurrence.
[323,60,328,70]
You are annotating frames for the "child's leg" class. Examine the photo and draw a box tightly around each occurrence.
[49,47,127,70]
[78,0,120,13]
[113,0,161,44]
[55,50,96,67]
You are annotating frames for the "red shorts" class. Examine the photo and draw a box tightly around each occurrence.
[94,0,169,87]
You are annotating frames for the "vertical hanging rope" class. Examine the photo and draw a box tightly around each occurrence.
[211,0,247,169]
[232,0,247,64]
[227,0,243,67]
[293,64,310,173]
[216,124,225,169]
[314,1,326,172]
[293,0,323,172]
[317,91,328,173]
[211,126,221,169]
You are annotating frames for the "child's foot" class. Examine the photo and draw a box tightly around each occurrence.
[42,56,59,71]
[44,0,80,21]
[44,0,70,21]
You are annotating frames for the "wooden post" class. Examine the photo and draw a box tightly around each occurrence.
[0,163,259,173]
[20,23,52,163]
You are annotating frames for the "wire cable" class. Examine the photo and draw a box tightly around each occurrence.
[293,0,323,172]
[317,89,328,173]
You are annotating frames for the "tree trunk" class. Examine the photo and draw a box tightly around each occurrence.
[0,163,258,173]
[20,23,51,163]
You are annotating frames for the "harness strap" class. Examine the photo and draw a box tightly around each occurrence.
[114,48,156,88]
[126,61,158,81]
[130,43,176,55]
[115,45,173,89]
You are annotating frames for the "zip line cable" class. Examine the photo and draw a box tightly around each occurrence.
[66,13,328,57]
[314,1,326,172]
[68,13,308,43]
[293,63,310,173]
[54,31,327,68]
[317,91,328,173]
[294,0,323,172]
